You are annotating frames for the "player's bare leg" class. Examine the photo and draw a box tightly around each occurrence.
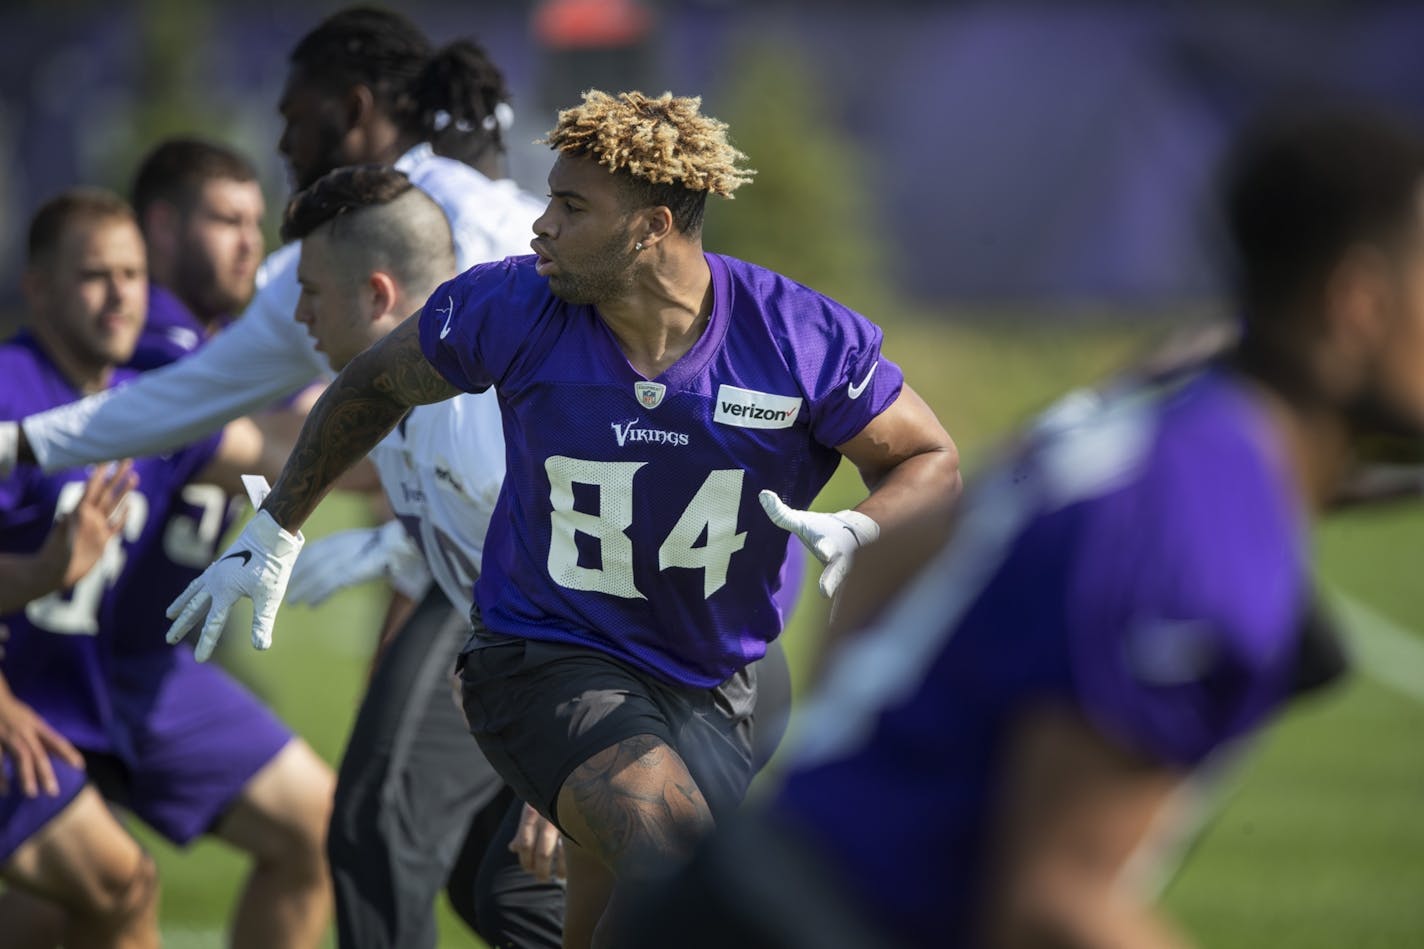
[0,887,65,949]
[1,786,159,949]
[555,734,713,949]
[212,738,334,948]
[560,842,614,949]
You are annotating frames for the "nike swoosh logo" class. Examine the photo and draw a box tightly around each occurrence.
[436,296,456,339]
[847,362,878,400]
[219,550,253,567]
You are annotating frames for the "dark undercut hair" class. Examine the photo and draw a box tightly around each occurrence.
[617,175,709,236]
[28,188,135,268]
[281,164,414,243]
[289,6,512,163]
[131,138,258,224]
[282,164,454,300]
[1225,109,1424,328]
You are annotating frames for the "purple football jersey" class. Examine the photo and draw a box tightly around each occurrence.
[420,253,903,687]
[123,283,229,372]
[0,334,220,751]
[107,286,241,653]
[772,369,1309,948]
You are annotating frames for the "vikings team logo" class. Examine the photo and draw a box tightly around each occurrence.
[635,381,666,409]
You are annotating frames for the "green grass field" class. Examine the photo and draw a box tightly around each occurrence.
[98,319,1424,946]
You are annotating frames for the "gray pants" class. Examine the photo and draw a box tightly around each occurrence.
[327,587,564,949]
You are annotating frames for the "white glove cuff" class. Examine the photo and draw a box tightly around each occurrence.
[834,509,880,547]
[248,509,305,557]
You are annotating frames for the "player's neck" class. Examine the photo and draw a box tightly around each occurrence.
[28,326,113,395]
[1232,350,1354,514]
[150,274,225,333]
[361,122,420,169]
[596,245,713,379]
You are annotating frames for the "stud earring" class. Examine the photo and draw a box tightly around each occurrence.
[635,241,644,251]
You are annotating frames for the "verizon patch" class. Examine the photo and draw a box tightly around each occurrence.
[713,384,803,429]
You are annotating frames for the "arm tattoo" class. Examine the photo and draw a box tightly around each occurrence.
[561,734,714,878]
[264,315,459,528]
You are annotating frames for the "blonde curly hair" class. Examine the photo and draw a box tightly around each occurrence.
[542,90,754,197]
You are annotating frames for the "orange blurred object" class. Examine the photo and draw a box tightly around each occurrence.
[533,0,655,50]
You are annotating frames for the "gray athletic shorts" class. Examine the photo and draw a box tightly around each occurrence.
[458,614,757,836]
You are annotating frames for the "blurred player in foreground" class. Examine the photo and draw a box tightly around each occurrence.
[165,89,961,949]
[0,190,323,946]
[626,109,1424,948]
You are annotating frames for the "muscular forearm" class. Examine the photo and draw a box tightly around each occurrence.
[261,315,459,531]
[262,370,410,531]
[0,553,64,613]
[20,312,316,471]
[854,445,962,530]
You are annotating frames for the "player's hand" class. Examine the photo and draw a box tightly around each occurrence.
[165,510,303,662]
[38,460,136,589]
[0,681,84,797]
[509,803,566,883]
[758,490,880,599]
[0,420,17,478]
[286,521,429,606]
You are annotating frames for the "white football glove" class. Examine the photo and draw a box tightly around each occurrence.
[286,520,431,606]
[0,421,18,478]
[165,510,304,662]
[758,489,879,598]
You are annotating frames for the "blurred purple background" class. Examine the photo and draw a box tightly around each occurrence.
[3,0,1424,311]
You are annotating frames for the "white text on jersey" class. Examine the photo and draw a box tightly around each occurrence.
[611,418,690,447]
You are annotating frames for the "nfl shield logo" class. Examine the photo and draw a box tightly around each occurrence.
[634,381,666,410]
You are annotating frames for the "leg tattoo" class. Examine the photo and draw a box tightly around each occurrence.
[558,735,713,879]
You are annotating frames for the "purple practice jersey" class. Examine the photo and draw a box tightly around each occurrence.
[108,285,241,653]
[772,370,1309,948]
[420,253,903,687]
[0,334,221,752]
[124,283,229,372]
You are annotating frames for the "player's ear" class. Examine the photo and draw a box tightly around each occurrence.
[367,271,399,321]
[1318,243,1391,398]
[344,84,377,132]
[640,205,675,249]
[1329,245,1391,340]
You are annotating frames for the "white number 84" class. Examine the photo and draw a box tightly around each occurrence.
[545,457,747,601]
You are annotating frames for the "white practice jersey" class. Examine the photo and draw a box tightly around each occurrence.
[372,392,506,616]
[22,143,546,472]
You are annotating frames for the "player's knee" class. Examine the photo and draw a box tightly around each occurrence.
[277,797,332,877]
[80,849,158,929]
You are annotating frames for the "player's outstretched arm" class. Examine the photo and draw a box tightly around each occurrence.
[263,313,460,529]
[761,383,961,597]
[6,286,319,475]
[837,382,962,524]
[165,314,458,660]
